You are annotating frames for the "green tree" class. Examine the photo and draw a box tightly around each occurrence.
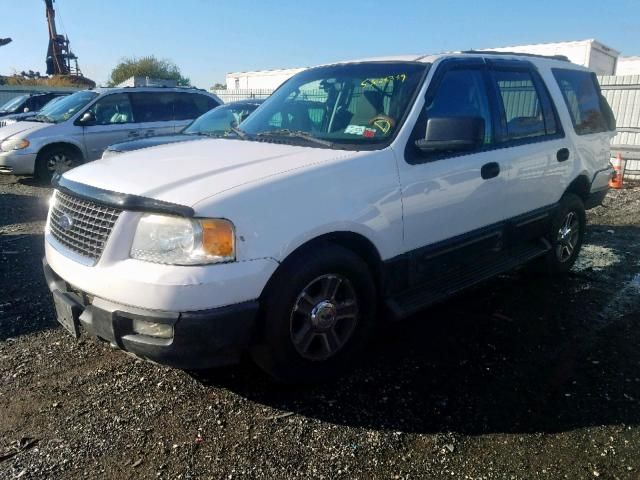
[211,82,227,90]
[108,56,190,86]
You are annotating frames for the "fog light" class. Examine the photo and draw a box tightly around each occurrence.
[132,319,173,339]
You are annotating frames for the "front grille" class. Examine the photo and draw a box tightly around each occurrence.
[49,190,122,262]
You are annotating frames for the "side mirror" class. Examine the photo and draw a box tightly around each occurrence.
[77,111,96,126]
[415,117,484,154]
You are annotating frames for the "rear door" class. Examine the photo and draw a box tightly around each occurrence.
[129,92,176,139]
[172,92,220,132]
[483,59,572,223]
[81,93,139,160]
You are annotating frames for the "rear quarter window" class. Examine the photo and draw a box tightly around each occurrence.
[552,69,614,135]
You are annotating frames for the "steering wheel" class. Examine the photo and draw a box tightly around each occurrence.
[368,114,396,134]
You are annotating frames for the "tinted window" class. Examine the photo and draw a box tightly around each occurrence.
[552,69,613,135]
[491,70,550,140]
[29,94,53,111]
[426,68,493,145]
[87,93,134,125]
[130,92,174,122]
[173,93,217,120]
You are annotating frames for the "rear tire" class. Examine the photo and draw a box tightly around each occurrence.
[538,193,586,275]
[251,244,377,383]
[35,146,80,183]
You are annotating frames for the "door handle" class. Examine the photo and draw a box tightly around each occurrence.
[481,162,500,180]
[144,130,155,137]
[128,131,140,138]
[557,148,570,162]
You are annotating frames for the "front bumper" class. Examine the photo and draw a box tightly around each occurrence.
[0,150,37,175]
[43,257,260,369]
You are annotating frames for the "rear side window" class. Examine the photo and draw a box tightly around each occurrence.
[552,69,613,135]
[490,70,556,141]
[129,92,174,122]
[173,93,218,120]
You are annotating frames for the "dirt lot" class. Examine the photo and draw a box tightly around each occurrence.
[1,174,639,480]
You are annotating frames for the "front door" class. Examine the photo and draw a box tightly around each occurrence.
[81,93,140,160]
[396,59,508,285]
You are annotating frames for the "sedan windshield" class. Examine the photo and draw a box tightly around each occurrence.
[240,62,428,148]
[0,95,28,113]
[184,103,260,136]
[36,91,98,123]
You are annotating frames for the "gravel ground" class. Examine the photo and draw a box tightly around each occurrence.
[1,174,639,480]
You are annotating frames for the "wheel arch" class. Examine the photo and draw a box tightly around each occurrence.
[263,231,384,300]
[37,141,85,162]
[252,230,384,345]
[563,174,590,203]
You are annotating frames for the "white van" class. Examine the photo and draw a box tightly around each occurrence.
[43,52,615,381]
[0,87,221,180]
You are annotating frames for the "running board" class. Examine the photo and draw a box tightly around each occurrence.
[385,242,549,320]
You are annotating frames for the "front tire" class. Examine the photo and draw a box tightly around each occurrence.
[251,244,377,383]
[35,146,80,183]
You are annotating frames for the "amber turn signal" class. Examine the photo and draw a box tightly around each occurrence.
[200,219,235,259]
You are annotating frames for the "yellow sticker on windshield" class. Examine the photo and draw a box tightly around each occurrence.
[361,74,407,88]
[372,119,391,134]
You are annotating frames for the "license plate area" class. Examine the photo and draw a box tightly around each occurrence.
[53,291,81,338]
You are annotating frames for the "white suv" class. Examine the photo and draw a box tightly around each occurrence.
[0,87,221,181]
[43,52,615,382]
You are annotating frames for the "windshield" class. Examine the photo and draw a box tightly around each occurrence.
[0,95,28,113]
[37,91,98,123]
[240,62,427,148]
[184,103,260,135]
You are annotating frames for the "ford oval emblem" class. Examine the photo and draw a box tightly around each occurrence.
[58,213,74,231]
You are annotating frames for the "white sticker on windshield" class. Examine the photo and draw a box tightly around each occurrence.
[345,125,366,135]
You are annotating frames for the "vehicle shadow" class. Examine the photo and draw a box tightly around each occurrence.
[0,192,50,228]
[0,232,56,340]
[194,225,640,435]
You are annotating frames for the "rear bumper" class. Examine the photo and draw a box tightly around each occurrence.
[43,257,259,369]
[0,150,37,175]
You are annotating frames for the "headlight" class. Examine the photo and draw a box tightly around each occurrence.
[1,138,30,152]
[130,214,235,265]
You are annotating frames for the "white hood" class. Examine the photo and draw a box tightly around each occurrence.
[0,120,50,141]
[63,138,356,207]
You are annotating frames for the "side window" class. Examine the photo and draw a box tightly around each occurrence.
[129,92,174,122]
[193,94,220,114]
[490,70,552,141]
[87,93,134,125]
[552,69,612,135]
[425,68,493,145]
[172,93,200,120]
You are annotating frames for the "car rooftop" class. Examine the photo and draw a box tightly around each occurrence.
[325,50,586,69]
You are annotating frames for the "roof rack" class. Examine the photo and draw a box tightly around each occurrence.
[462,50,570,62]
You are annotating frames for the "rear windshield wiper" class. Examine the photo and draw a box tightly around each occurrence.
[256,129,334,148]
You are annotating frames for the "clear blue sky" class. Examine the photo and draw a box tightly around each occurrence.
[1,0,639,88]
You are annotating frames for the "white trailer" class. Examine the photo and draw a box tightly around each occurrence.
[486,39,619,75]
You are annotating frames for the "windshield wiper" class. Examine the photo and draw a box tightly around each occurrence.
[256,129,334,147]
[228,125,248,140]
[30,114,54,123]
